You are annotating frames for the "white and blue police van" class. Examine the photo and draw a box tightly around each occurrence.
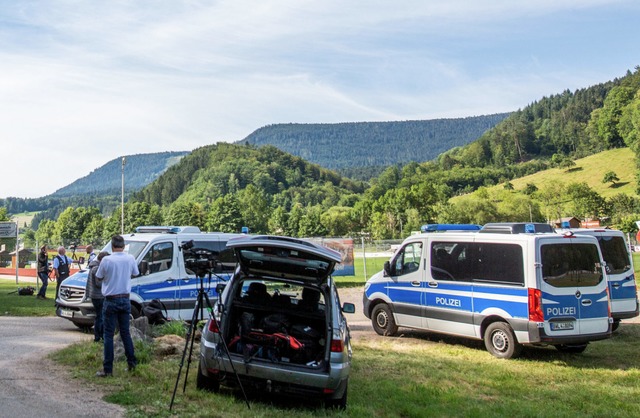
[363,223,612,358]
[56,226,244,328]
[557,228,639,330]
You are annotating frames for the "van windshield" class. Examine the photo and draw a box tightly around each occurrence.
[596,236,631,274]
[541,243,603,287]
[101,240,148,260]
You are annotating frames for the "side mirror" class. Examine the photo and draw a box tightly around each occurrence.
[139,260,149,276]
[383,261,392,277]
[342,302,356,314]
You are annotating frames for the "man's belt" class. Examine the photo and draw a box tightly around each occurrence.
[105,293,130,299]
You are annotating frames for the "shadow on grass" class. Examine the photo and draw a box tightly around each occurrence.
[610,181,629,188]
[377,323,640,370]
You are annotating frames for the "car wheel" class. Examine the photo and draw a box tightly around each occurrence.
[611,320,620,332]
[196,361,220,393]
[484,322,522,359]
[325,382,347,410]
[554,343,588,354]
[371,304,398,336]
[130,303,141,319]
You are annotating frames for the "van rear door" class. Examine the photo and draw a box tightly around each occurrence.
[539,237,609,337]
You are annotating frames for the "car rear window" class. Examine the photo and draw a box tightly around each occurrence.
[237,246,332,279]
[596,236,631,275]
[541,243,603,287]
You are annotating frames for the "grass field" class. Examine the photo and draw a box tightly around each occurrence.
[53,312,640,417]
[496,147,636,198]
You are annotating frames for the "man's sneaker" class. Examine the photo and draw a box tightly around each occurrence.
[95,370,112,378]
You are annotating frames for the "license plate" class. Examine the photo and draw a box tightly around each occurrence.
[59,309,73,318]
[551,321,574,331]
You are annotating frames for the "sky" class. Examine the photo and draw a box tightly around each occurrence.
[1,0,638,199]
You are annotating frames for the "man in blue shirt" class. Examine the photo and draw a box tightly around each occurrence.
[95,235,139,377]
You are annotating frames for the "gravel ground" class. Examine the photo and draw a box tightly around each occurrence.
[0,316,124,418]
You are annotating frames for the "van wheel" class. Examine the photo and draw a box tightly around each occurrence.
[130,304,141,319]
[196,362,220,392]
[371,304,398,336]
[484,322,522,359]
[554,343,588,354]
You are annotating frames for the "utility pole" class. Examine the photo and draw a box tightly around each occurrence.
[121,156,126,235]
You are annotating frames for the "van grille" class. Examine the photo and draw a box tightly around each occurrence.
[59,286,86,302]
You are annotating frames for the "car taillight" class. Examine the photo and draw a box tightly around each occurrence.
[606,287,612,317]
[330,339,344,353]
[208,318,219,333]
[528,288,544,322]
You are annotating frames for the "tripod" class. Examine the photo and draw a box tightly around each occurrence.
[169,270,250,411]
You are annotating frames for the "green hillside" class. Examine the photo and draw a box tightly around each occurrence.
[501,148,636,198]
[240,114,510,179]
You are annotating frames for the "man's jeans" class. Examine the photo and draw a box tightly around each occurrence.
[103,297,137,373]
[36,271,48,297]
[92,298,104,342]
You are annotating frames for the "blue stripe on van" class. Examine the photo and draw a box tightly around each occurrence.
[609,274,637,299]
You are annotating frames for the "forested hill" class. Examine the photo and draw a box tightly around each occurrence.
[238,115,510,177]
[52,151,189,197]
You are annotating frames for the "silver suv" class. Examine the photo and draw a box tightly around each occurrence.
[197,235,355,409]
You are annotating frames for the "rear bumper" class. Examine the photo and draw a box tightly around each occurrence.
[200,339,349,400]
[611,300,639,320]
[527,321,612,345]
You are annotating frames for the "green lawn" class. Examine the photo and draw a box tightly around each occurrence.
[0,280,57,316]
[54,319,640,417]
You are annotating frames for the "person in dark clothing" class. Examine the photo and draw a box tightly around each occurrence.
[86,251,109,342]
[36,245,49,299]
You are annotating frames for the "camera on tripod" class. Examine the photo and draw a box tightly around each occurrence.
[180,240,220,278]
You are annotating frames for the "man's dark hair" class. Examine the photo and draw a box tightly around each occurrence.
[111,235,126,249]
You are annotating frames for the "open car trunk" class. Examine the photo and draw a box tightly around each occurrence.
[223,278,330,369]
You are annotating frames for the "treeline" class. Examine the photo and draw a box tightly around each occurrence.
[240,115,510,176]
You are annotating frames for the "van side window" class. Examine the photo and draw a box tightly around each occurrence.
[431,241,524,285]
[393,243,423,276]
[541,243,603,287]
[142,242,173,274]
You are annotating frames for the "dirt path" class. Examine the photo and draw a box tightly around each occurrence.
[0,316,124,418]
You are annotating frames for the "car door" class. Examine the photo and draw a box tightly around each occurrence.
[385,241,425,329]
[538,237,609,337]
[135,240,180,318]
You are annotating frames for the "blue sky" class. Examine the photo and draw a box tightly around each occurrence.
[1,0,638,198]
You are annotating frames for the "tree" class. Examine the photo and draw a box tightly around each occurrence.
[602,171,620,187]
[205,195,242,233]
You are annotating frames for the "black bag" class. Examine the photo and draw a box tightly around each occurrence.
[142,299,169,325]
[18,286,35,296]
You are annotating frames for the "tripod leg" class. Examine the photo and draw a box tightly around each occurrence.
[182,290,205,392]
[169,291,202,411]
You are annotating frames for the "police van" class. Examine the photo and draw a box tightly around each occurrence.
[56,226,244,328]
[557,228,639,330]
[363,223,612,358]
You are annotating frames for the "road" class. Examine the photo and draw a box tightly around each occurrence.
[0,316,124,418]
